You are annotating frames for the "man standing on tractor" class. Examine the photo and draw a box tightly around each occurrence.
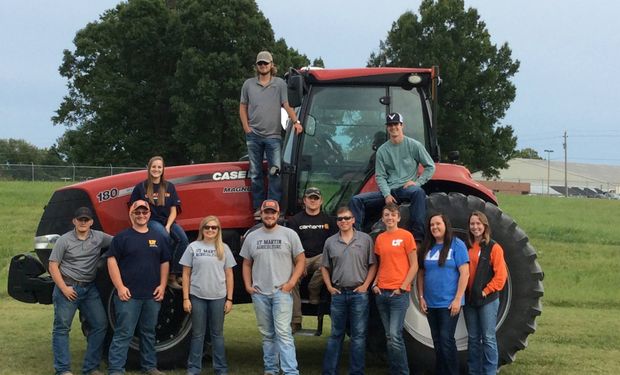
[105,200,171,375]
[49,207,112,375]
[287,187,337,333]
[239,50,303,220]
[350,112,435,240]
[241,199,306,375]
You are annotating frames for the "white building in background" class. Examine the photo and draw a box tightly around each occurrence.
[472,158,620,196]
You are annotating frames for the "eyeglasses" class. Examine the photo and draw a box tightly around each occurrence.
[336,216,353,221]
[133,210,149,216]
[202,225,219,230]
[256,61,270,66]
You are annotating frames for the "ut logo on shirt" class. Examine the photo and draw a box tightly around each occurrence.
[392,239,403,247]
[148,239,158,248]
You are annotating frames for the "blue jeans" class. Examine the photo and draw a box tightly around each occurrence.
[375,291,411,375]
[350,185,426,239]
[246,131,282,210]
[464,299,500,375]
[426,307,460,375]
[251,290,298,375]
[52,283,107,375]
[148,220,189,274]
[322,290,369,375]
[108,296,161,373]
[187,296,228,375]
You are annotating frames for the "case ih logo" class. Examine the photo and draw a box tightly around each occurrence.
[212,171,247,181]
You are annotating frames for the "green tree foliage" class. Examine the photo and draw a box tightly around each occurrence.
[53,0,309,166]
[513,147,543,159]
[0,139,63,165]
[369,0,519,177]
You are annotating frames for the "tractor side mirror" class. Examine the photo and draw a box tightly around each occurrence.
[287,74,304,108]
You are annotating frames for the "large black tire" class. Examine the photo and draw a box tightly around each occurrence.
[369,192,544,374]
[95,266,193,369]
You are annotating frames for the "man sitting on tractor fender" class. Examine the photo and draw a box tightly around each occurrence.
[350,112,435,241]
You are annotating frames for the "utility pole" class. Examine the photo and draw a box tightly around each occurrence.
[544,149,554,195]
[563,131,568,197]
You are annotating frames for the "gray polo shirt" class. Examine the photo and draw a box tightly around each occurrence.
[49,229,113,282]
[240,225,304,295]
[240,76,288,138]
[321,230,376,288]
[179,240,236,300]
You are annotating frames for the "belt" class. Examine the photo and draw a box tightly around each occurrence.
[62,275,91,287]
[334,285,361,291]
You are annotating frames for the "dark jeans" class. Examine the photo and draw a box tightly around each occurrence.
[246,131,282,210]
[375,291,411,375]
[349,185,426,239]
[322,290,369,375]
[52,283,107,375]
[108,296,161,373]
[427,307,460,375]
[187,296,228,375]
[148,220,189,274]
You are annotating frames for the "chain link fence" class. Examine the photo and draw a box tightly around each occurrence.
[0,163,143,182]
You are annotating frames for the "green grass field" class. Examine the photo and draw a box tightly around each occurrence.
[1,181,619,374]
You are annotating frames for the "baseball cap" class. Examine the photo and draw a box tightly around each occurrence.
[129,200,150,213]
[260,199,280,212]
[386,112,404,124]
[256,51,273,64]
[304,187,321,198]
[73,207,93,220]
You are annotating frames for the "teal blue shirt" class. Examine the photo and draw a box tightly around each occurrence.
[375,136,435,197]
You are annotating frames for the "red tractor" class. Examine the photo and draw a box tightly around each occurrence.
[8,66,543,373]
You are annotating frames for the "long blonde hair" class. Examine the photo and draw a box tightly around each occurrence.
[145,156,168,207]
[197,215,224,260]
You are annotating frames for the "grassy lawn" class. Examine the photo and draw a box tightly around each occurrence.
[1,182,619,374]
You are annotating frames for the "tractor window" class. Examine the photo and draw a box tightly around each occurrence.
[297,86,388,214]
[294,85,429,215]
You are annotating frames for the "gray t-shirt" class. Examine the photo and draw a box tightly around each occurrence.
[240,225,304,295]
[240,76,288,138]
[179,240,237,300]
[49,229,113,282]
[321,230,376,288]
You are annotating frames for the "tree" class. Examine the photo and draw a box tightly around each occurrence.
[369,0,519,177]
[512,147,542,159]
[0,138,63,164]
[53,0,309,165]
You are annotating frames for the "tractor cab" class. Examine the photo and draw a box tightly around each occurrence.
[281,67,439,224]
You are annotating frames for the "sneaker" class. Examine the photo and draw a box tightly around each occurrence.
[253,209,261,221]
[291,322,302,334]
[145,369,165,375]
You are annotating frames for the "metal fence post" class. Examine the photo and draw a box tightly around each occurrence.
[31,162,34,182]
[72,163,76,182]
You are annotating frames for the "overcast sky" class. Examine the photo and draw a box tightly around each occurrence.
[2,0,619,165]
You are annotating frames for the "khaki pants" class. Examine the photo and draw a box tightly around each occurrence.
[292,254,324,324]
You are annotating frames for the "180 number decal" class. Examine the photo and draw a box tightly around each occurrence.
[97,188,119,202]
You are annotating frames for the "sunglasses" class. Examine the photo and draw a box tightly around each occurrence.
[336,216,353,221]
[133,210,149,216]
[256,61,270,66]
[202,225,219,230]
